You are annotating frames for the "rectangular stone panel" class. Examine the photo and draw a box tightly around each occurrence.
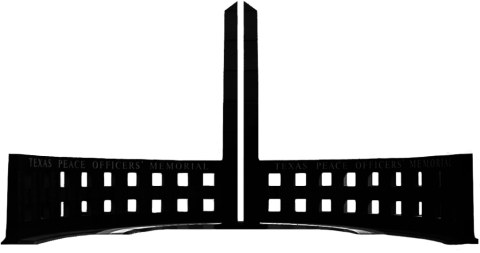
[243,41,259,70]
[223,70,240,101]
[224,11,240,40]
[223,41,240,70]
[243,11,258,40]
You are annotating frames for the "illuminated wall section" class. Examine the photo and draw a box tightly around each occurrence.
[258,154,478,241]
[6,154,222,243]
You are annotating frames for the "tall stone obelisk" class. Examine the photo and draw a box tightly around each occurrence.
[215,1,267,230]
[214,1,242,230]
[241,1,267,230]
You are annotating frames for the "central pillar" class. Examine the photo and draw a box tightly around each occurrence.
[215,1,267,231]
[214,1,242,231]
[241,2,268,230]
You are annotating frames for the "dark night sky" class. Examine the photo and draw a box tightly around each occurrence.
[260,7,478,158]
[6,4,477,158]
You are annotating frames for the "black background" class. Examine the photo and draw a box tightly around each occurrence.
[259,3,478,158]
[5,1,476,158]
[5,2,222,159]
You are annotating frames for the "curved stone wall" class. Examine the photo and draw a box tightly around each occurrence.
[3,154,479,243]
[2,154,238,244]
[259,154,479,240]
